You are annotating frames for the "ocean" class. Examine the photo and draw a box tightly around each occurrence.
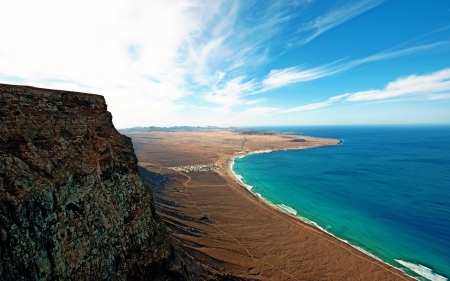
[231,125,450,281]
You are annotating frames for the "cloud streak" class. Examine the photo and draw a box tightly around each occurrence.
[262,65,334,90]
[346,68,450,101]
[278,68,450,115]
[281,94,349,113]
[345,41,449,68]
[261,41,448,91]
[298,0,384,46]
[205,75,258,113]
[235,106,280,118]
[184,1,298,86]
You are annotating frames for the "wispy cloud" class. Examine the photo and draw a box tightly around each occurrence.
[261,41,448,91]
[346,68,450,101]
[204,76,258,113]
[184,1,298,86]
[281,94,349,113]
[184,1,316,110]
[275,68,450,116]
[262,65,333,90]
[427,93,450,100]
[235,106,280,119]
[345,42,449,68]
[192,0,384,108]
[278,68,450,114]
[298,0,384,45]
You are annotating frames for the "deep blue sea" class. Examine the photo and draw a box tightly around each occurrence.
[232,125,450,281]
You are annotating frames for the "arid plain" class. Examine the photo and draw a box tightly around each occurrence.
[125,130,415,281]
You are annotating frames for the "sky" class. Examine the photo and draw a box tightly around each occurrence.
[1,0,450,128]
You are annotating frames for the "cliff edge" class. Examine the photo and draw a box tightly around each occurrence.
[0,84,190,280]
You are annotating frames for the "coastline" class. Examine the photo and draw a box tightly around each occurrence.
[127,130,417,280]
[226,143,444,281]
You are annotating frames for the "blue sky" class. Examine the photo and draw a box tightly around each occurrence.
[1,0,449,128]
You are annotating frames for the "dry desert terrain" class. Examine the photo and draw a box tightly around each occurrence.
[125,130,414,281]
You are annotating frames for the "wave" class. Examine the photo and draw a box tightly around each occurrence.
[230,159,253,190]
[396,260,447,281]
[249,149,274,154]
[276,203,297,215]
[255,194,448,281]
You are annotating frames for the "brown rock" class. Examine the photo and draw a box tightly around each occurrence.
[0,84,190,280]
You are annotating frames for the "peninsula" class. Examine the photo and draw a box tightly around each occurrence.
[124,129,415,281]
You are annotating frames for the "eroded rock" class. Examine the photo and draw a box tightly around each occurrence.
[0,84,190,280]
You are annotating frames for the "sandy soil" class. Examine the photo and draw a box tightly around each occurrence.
[125,130,415,281]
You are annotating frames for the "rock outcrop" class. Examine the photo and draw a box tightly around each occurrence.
[0,84,190,280]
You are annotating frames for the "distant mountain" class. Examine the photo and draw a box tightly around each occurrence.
[119,126,283,136]
[119,125,245,133]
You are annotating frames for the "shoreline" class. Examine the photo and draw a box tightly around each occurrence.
[225,142,429,281]
[128,130,418,280]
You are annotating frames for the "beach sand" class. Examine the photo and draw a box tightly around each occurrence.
[125,130,415,281]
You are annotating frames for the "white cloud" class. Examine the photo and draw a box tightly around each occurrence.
[0,1,196,85]
[189,1,318,108]
[204,76,257,113]
[261,41,447,91]
[262,66,332,90]
[427,93,450,100]
[282,101,331,113]
[235,106,280,118]
[345,42,449,69]
[329,93,351,101]
[184,1,307,86]
[298,0,384,45]
[277,69,450,116]
[224,106,280,124]
[0,0,203,128]
[281,94,348,113]
[346,68,450,101]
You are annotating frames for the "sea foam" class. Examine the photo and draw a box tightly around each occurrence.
[276,203,297,215]
[230,159,253,190]
[250,149,274,154]
[396,260,447,281]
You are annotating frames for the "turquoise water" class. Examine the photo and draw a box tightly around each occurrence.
[232,125,450,281]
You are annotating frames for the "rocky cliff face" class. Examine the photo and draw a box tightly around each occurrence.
[0,84,190,280]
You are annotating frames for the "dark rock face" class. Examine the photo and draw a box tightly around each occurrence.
[0,84,190,280]
[290,139,305,142]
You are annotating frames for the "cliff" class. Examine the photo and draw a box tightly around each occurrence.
[0,84,190,280]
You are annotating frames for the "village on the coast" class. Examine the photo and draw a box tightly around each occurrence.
[169,162,220,173]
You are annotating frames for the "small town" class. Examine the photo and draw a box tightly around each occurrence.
[169,163,220,173]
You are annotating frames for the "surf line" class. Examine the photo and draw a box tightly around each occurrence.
[228,151,416,281]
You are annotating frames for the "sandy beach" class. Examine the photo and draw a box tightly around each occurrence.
[125,130,416,281]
